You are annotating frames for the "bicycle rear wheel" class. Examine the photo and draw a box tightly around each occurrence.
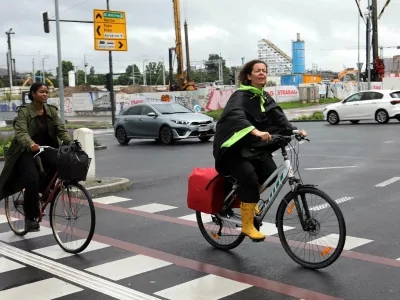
[50,182,96,254]
[4,191,28,236]
[196,208,245,251]
[276,186,346,269]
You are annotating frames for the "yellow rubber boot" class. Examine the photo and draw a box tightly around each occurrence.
[240,202,265,241]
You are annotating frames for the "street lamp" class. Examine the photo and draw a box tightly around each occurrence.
[365,4,372,90]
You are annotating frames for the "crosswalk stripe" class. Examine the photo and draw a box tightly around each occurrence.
[93,195,132,204]
[178,213,212,223]
[0,257,25,273]
[154,274,252,300]
[309,197,354,211]
[0,215,17,224]
[130,203,178,213]
[32,240,110,260]
[375,177,400,187]
[85,255,172,281]
[0,278,83,299]
[308,234,373,251]
[0,226,53,243]
[0,241,162,300]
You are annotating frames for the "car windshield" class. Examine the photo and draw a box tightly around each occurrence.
[153,103,193,114]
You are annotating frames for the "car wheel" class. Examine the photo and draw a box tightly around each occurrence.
[199,136,211,142]
[375,109,389,124]
[159,126,174,145]
[350,120,360,124]
[396,116,400,122]
[327,111,340,125]
[116,127,130,145]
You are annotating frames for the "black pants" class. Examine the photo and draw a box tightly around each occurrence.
[16,151,57,219]
[220,150,277,204]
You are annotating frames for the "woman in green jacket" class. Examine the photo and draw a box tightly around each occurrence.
[0,83,72,232]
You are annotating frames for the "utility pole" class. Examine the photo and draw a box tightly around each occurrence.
[5,29,15,87]
[55,0,65,123]
[32,58,35,82]
[357,0,361,91]
[42,57,46,84]
[366,0,372,89]
[106,0,116,126]
[371,0,378,82]
[84,54,88,84]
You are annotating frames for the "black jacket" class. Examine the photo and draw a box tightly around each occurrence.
[213,88,297,171]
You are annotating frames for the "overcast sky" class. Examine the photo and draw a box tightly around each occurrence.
[1,0,400,77]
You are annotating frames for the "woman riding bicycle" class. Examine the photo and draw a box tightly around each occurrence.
[213,59,307,241]
[0,82,72,232]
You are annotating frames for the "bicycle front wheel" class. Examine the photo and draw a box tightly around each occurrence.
[276,186,346,269]
[50,182,96,254]
[4,191,28,236]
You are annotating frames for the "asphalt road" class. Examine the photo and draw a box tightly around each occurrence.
[1,119,400,299]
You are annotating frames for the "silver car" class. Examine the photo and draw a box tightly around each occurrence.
[114,102,215,145]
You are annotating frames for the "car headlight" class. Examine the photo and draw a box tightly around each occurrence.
[171,120,190,125]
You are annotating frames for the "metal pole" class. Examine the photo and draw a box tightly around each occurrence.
[106,0,116,125]
[84,54,87,84]
[162,58,165,86]
[367,0,371,89]
[7,52,13,89]
[55,0,65,123]
[357,1,360,91]
[32,58,35,82]
[42,58,45,84]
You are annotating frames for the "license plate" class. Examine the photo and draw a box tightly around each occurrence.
[198,126,209,132]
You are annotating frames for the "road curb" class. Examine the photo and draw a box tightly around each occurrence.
[289,119,325,123]
[85,177,132,197]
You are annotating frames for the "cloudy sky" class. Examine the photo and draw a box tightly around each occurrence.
[1,0,400,77]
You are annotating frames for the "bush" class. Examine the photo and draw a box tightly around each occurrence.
[0,134,14,157]
[293,111,324,121]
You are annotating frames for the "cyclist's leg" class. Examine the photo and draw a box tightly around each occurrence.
[16,151,40,231]
[221,153,265,240]
[40,150,57,192]
[255,154,277,188]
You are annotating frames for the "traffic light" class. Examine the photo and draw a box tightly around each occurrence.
[42,12,50,33]
[229,73,235,85]
[105,73,113,91]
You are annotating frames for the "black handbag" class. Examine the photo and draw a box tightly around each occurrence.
[56,140,92,182]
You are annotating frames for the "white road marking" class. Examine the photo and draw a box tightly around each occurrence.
[0,215,17,224]
[0,257,25,273]
[0,226,54,243]
[235,221,294,236]
[32,240,110,260]
[154,274,252,300]
[0,278,83,299]
[375,177,400,187]
[309,197,354,211]
[0,241,162,300]
[85,255,172,281]
[383,140,395,144]
[305,166,358,171]
[308,233,373,251]
[92,195,132,204]
[130,203,178,213]
[178,213,212,223]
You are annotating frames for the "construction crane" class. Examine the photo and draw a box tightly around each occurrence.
[168,0,195,91]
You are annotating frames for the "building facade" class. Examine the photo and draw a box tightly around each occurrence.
[257,39,292,76]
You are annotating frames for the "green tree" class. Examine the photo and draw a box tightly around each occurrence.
[125,64,141,84]
[89,66,95,75]
[76,70,86,85]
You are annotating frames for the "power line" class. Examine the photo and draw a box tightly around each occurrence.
[50,0,92,18]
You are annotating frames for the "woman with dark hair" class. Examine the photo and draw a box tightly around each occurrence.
[0,83,72,232]
[213,60,307,241]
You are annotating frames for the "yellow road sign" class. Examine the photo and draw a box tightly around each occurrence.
[93,9,127,51]
[94,23,126,39]
[94,39,127,51]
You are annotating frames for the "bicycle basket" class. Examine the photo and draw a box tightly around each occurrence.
[56,142,92,182]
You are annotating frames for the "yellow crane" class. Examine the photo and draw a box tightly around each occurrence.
[168,0,195,91]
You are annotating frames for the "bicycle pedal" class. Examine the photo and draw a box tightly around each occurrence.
[251,238,265,243]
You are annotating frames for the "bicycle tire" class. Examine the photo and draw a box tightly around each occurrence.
[4,192,28,236]
[196,211,245,251]
[50,182,96,254]
[276,186,346,269]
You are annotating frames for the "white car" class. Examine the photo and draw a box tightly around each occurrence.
[323,89,400,125]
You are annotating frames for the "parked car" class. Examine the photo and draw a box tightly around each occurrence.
[114,102,215,145]
[323,90,400,125]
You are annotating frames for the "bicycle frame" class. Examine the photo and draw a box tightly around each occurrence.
[38,171,62,221]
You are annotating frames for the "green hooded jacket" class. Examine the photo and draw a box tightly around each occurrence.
[0,103,73,200]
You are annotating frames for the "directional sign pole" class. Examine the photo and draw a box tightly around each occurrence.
[106,0,116,126]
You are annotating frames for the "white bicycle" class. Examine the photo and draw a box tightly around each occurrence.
[196,130,346,269]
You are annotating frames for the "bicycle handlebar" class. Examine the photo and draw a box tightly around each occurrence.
[33,146,58,160]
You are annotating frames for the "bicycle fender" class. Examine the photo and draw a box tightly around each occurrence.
[274,184,317,227]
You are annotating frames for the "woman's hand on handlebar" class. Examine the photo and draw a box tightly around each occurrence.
[30,143,40,152]
[251,129,272,141]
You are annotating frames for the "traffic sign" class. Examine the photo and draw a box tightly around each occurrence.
[94,9,127,51]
